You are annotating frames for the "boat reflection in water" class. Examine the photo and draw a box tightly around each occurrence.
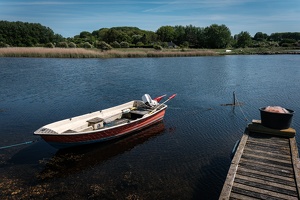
[37,122,165,180]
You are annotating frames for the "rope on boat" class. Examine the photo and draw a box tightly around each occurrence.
[0,139,39,150]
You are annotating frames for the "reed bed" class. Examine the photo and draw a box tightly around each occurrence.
[0,47,103,58]
[147,50,217,57]
[0,47,218,58]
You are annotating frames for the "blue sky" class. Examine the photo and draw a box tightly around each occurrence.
[0,0,299,38]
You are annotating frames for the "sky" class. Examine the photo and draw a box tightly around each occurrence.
[0,0,299,38]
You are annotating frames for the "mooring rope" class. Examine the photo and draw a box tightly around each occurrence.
[0,139,39,150]
[235,94,250,122]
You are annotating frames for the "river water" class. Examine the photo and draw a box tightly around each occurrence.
[0,55,300,199]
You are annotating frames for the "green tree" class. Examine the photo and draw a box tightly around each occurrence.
[0,21,63,47]
[236,31,252,48]
[132,34,142,44]
[91,27,155,46]
[141,34,148,45]
[92,28,109,41]
[185,25,201,48]
[269,32,300,41]
[102,29,131,44]
[254,32,268,41]
[79,31,92,38]
[156,26,175,42]
[173,25,186,46]
[279,39,296,47]
[203,24,231,48]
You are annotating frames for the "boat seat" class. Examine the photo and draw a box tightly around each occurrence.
[87,117,104,124]
[87,117,104,130]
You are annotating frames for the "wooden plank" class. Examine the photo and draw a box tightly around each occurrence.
[239,157,292,173]
[229,192,259,200]
[231,183,298,200]
[219,130,249,200]
[219,123,300,199]
[245,139,289,149]
[235,174,298,196]
[238,162,294,178]
[248,121,296,138]
[237,167,296,187]
[245,142,290,154]
[247,135,289,143]
[242,148,291,160]
[241,153,293,167]
[289,137,300,199]
[247,137,289,144]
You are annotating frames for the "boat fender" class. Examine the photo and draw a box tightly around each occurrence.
[230,140,240,160]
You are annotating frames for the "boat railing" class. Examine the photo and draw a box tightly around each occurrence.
[60,101,159,133]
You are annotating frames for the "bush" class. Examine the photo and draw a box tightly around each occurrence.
[281,43,292,47]
[153,45,163,50]
[136,42,144,47]
[56,42,68,48]
[120,41,129,48]
[269,41,279,47]
[68,42,76,48]
[111,41,121,48]
[44,42,55,48]
[96,41,112,50]
[0,42,9,48]
[180,41,189,48]
[82,42,93,48]
[161,42,168,48]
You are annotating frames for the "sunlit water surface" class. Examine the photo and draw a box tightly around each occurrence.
[0,55,300,199]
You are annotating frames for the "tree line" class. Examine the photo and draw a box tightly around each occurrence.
[1,20,299,49]
[0,21,63,47]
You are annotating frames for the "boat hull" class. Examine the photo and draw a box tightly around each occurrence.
[39,108,166,149]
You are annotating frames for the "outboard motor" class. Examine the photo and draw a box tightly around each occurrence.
[142,94,158,107]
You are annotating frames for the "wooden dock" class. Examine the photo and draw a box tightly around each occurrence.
[219,120,300,199]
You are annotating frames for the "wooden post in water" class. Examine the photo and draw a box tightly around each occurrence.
[221,91,242,106]
[233,91,236,106]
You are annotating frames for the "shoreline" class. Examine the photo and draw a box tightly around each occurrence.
[0,47,299,58]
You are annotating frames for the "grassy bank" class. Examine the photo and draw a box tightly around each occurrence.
[218,47,300,55]
[0,47,217,58]
[0,47,298,58]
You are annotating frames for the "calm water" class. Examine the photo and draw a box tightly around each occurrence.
[0,55,300,199]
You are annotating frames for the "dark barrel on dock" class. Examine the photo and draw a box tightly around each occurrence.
[259,107,294,129]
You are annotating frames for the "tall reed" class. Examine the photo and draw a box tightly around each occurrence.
[0,47,103,58]
[0,47,218,58]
